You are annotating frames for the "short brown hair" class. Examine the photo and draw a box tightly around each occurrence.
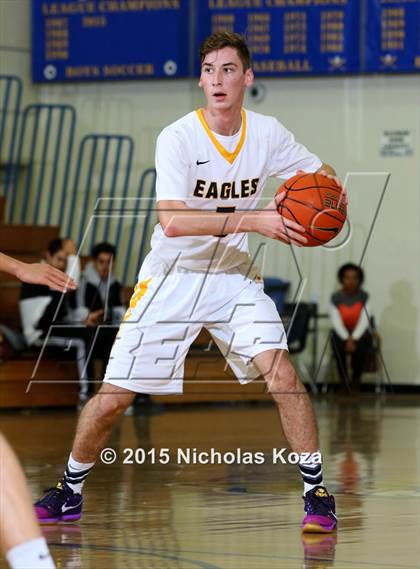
[199,32,252,71]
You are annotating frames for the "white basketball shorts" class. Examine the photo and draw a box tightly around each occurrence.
[103,252,288,394]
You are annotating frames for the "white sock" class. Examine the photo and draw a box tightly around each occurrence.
[298,451,324,495]
[6,537,55,569]
[63,453,95,494]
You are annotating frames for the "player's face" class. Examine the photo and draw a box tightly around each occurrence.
[94,252,114,280]
[342,269,360,293]
[199,47,253,111]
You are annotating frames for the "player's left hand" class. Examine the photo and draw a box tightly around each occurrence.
[298,169,348,206]
[15,262,76,292]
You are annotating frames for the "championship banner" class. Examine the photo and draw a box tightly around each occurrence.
[32,0,190,82]
[195,1,361,76]
[365,0,420,73]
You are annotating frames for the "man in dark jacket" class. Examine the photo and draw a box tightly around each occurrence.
[76,242,126,378]
[77,242,125,324]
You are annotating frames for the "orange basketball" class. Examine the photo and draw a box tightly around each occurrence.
[276,173,347,247]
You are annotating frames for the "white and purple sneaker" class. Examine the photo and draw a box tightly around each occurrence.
[301,486,337,533]
[35,480,83,523]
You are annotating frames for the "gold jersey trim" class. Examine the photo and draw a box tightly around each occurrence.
[196,108,246,165]
[121,277,152,323]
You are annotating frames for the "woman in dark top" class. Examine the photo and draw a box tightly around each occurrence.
[329,263,373,392]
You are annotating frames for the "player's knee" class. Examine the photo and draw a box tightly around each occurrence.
[94,387,134,420]
[267,375,300,398]
[265,357,302,396]
[95,396,130,420]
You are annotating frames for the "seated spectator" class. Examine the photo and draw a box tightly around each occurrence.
[77,242,125,324]
[19,238,102,402]
[78,243,155,412]
[329,263,373,392]
[75,242,126,379]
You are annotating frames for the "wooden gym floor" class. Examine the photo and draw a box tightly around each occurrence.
[1,394,419,568]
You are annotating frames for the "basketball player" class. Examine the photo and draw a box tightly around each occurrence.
[35,32,342,533]
[0,253,74,568]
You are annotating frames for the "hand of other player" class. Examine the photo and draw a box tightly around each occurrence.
[15,262,76,292]
[256,192,308,246]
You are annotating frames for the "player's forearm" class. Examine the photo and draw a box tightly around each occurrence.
[162,209,257,237]
[0,252,23,277]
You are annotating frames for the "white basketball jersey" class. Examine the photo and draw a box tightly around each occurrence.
[150,108,321,272]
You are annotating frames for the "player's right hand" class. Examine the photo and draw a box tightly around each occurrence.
[256,192,308,246]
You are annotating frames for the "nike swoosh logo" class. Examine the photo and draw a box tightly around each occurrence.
[312,226,339,233]
[62,500,82,512]
[39,554,52,560]
[196,160,210,165]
